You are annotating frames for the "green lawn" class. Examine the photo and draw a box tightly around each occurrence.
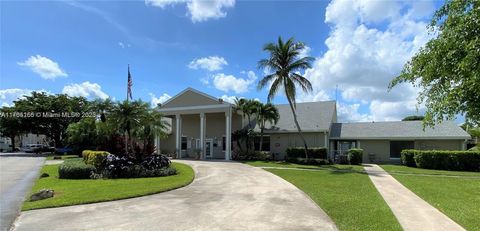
[381,164,480,177]
[245,161,402,231]
[23,162,194,211]
[381,165,480,231]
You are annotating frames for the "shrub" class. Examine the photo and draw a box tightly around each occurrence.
[141,154,171,170]
[286,157,330,165]
[401,149,417,167]
[102,154,176,178]
[413,150,480,171]
[82,150,110,169]
[347,148,363,165]
[286,147,327,159]
[233,151,272,161]
[59,158,96,179]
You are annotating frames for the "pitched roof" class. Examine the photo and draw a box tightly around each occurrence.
[330,121,470,140]
[258,101,336,133]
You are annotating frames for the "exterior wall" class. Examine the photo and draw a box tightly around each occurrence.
[358,140,390,163]
[160,112,242,159]
[269,132,327,159]
[414,140,463,151]
[161,91,219,108]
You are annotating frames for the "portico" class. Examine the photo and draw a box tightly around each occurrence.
[156,88,235,160]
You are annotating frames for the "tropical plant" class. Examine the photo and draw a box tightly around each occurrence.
[135,110,169,159]
[256,103,279,151]
[111,100,149,155]
[257,36,314,158]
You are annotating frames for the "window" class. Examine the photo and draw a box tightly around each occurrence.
[181,136,187,150]
[254,136,270,151]
[390,141,414,158]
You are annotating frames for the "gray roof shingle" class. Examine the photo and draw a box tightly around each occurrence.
[330,121,470,139]
[258,101,336,133]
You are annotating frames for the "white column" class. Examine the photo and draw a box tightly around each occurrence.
[200,113,205,160]
[357,141,361,149]
[225,108,232,160]
[175,114,182,159]
[155,134,160,154]
[324,133,328,149]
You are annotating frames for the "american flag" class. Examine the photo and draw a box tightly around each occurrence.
[127,64,133,100]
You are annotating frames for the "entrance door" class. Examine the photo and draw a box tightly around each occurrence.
[205,139,213,158]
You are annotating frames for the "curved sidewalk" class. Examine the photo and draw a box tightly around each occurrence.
[364,164,465,231]
[13,160,337,231]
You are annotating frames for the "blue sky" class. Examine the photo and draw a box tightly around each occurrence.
[1,0,443,122]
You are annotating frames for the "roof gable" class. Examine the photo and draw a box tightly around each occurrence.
[160,88,227,108]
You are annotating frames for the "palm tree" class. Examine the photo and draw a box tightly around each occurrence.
[111,100,149,155]
[90,98,114,122]
[257,36,314,158]
[257,103,279,151]
[137,110,169,156]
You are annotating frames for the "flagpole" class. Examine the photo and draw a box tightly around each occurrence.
[125,64,129,155]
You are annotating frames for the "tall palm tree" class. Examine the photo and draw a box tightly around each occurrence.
[257,36,314,158]
[256,103,279,151]
[136,110,169,158]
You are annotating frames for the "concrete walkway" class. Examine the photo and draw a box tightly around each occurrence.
[364,164,465,231]
[0,155,45,231]
[13,160,337,231]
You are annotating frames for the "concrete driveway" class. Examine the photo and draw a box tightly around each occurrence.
[13,160,337,231]
[0,154,45,231]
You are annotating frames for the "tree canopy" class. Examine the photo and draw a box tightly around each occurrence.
[389,0,479,126]
[402,115,425,121]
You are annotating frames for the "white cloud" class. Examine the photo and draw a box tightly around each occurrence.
[219,95,237,104]
[0,89,33,107]
[301,0,435,122]
[62,82,108,99]
[149,93,172,107]
[118,42,131,48]
[188,56,228,71]
[337,103,373,122]
[298,45,312,58]
[145,0,235,22]
[145,0,187,8]
[17,55,68,80]
[210,70,257,94]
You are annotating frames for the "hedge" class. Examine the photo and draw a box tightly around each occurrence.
[82,150,110,170]
[59,158,96,179]
[401,150,480,171]
[401,150,416,167]
[286,147,327,159]
[347,148,363,165]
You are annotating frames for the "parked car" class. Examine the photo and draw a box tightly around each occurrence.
[55,146,73,155]
[21,144,54,153]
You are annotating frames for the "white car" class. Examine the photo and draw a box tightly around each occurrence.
[21,144,49,153]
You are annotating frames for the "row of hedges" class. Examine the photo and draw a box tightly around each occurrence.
[401,150,480,171]
[286,147,327,159]
[59,158,96,179]
[82,150,110,169]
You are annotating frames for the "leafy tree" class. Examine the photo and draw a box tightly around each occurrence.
[257,36,314,158]
[13,92,89,147]
[389,0,480,126]
[0,107,24,151]
[66,117,97,154]
[402,115,425,121]
[256,103,279,151]
[135,110,169,158]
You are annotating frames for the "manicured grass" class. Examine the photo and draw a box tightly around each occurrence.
[23,162,194,211]
[244,160,366,172]
[381,164,480,177]
[245,161,401,231]
[381,165,480,230]
[46,154,78,160]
